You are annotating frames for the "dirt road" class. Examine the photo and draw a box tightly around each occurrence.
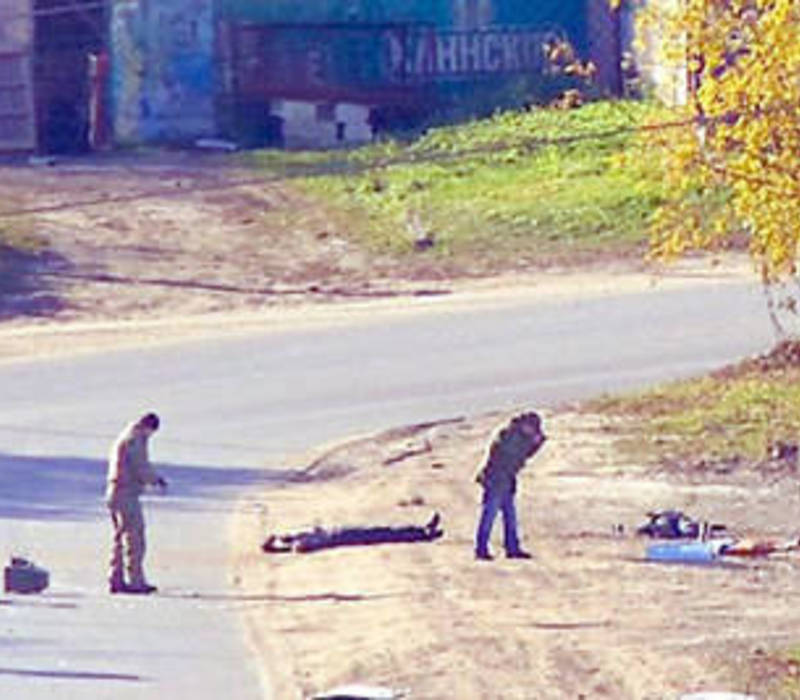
[233,410,800,699]
[0,155,787,699]
[0,151,459,330]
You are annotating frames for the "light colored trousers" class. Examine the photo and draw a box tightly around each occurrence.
[108,497,147,587]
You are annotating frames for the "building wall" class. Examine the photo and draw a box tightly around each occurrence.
[218,0,605,148]
[586,0,621,95]
[633,1,687,106]
[271,99,372,148]
[0,0,36,151]
[111,0,215,144]
[217,0,454,25]
[109,0,626,148]
[218,0,588,50]
[218,0,587,43]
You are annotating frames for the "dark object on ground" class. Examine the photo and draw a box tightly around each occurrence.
[263,512,443,554]
[4,556,49,593]
[637,510,699,539]
[310,682,408,699]
[636,510,728,540]
[769,440,799,464]
[506,550,533,559]
[110,582,157,595]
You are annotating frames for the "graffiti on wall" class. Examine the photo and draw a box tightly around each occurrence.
[144,0,214,138]
[384,27,554,81]
[112,0,214,143]
[230,23,559,104]
[111,0,143,142]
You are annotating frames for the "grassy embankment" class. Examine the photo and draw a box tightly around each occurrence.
[587,339,800,697]
[587,340,800,473]
[247,100,668,271]
[249,99,794,487]
[251,100,798,694]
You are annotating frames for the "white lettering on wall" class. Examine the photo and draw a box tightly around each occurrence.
[437,35,459,73]
[386,28,553,80]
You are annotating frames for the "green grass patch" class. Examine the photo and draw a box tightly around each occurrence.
[737,645,800,699]
[586,347,800,698]
[586,341,800,470]
[245,100,672,270]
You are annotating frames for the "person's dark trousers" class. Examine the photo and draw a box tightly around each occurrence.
[475,485,522,557]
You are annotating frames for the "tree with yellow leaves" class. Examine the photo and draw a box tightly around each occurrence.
[638,0,800,335]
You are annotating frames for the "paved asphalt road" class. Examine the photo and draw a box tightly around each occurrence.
[0,279,775,699]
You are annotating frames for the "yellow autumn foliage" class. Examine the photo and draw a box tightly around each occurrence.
[640,0,800,283]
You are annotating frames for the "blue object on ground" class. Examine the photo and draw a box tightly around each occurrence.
[646,541,720,563]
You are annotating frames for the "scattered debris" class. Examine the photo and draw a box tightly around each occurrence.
[28,155,57,167]
[720,536,800,557]
[406,210,435,251]
[679,693,757,700]
[3,556,49,593]
[638,509,800,562]
[309,683,409,699]
[262,512,443,554]
[646,540,727,563]
[382,439,432,466]
[397,495,426,507]
[194,137,238,152]
[719,338,800,375]
[768,440,799,464]
[636,510,727,540]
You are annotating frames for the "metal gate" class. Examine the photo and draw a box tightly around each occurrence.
[0,0,35,151]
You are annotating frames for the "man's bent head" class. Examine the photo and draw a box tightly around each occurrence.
[137,412,161,434]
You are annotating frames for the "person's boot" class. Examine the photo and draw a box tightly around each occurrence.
[109,573,126,594]
[474,549,493,561]
[506,549,533,559]
[123,582,158,594]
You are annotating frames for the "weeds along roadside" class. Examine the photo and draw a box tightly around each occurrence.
[584,340,800,699]
[245,100,672,271]
[584,341,800,475]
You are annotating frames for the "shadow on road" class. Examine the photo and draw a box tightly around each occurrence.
[0,452,290,521]
[161,590,398,604]
[0,666,146,682]
[0,244,66,321]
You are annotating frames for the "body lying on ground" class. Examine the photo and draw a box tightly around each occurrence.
[262,512,443,554]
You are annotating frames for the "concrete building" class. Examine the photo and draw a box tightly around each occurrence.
[0,0,35,151]
[1,0,637,153]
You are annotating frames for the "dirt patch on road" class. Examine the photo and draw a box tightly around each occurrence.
[0,153,781,699]
[0,152,752,365]
[0,152,462,329]
[233,410,800,700]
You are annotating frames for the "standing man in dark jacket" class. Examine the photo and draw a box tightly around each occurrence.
[474,411,547,560]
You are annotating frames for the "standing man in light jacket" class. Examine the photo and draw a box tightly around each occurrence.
[106,412,167,594]
[474,411,547,561]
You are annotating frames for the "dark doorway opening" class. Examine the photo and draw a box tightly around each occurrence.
[34,0,108,154]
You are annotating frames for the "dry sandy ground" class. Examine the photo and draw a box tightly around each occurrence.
[233,410,800,700]
[0,151,753,364]
[0,155,790,699]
